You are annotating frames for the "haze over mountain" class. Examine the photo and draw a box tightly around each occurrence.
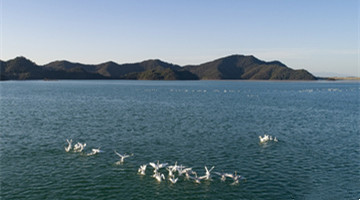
[0,55,316,80]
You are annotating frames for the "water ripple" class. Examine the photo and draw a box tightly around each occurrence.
[1,80,359,199]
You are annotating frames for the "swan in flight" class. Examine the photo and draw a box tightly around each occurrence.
[168,161,179,172]
[178,167,192,177]
[259,134,270,143]
[73,143,80,151]
[200,166,215,180]
[114,150,133,164]
[166,167,174,177]
[168,161,185,172]
[149,161,168,173]
[189,171,204,184]
[184,170,192,180]
[73,142,86,152]
[169,176,178,184]
[65,139,72,152]
[259,134,278,143]
[214,172,227,182]
[87,148,103,156]
[152,172,165,182]
[225,171,246,185]
[138,164,147,175]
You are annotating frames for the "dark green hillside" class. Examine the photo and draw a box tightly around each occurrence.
[2,57,44,80]
[1,57,106,80]
[185,55,316,80]
[137,68,199,80]
[45,59,184,79]
[96,61,127,78]
[0,60,7,80]
[44,60,94,71]
[138,59,182,72]
[1,55,316,80]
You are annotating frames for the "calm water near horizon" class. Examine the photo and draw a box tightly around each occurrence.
[0,80,359,199]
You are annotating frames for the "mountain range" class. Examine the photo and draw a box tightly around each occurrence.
[0,55,317,80]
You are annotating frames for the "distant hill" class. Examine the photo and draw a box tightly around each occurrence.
[0,57,105,80]
[44,59,184,79]
[0,55,317,80]
[184,55,315,80]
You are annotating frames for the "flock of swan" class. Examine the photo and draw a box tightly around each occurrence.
[259,134,278,143]
[64,134,277,185]
[136,161,245,185]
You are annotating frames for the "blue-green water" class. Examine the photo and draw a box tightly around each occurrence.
[0,80,359,200]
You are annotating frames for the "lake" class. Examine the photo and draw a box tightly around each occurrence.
[0,80,359,199]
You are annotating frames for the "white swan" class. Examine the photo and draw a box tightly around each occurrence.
[73,142,86,152]
[231,174,245,185]
[114,150,133,164]
[184,170,192,180]
[80,143,86,152]
[224,171,237,179]
[65,139,72,152]
[169,176,178,184]
[178,167,192,177]
[168,161,179,172]
[214,172,227,182]
[199,166,215,180]
[225,171,245,185]
[73,143,80,152]
[149,161,168,173]
[73,143,80,151]
[87,148,102,156]
[138,164,147,175]
[259,134,270,143]
[189,171,204,184]
[153,172,165,182]
[259,134,278,143]
[166,167,174,177]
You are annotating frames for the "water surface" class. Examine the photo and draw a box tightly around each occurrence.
[1,80,359,199]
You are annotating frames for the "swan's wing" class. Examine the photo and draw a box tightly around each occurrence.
[149,162,156,168]
[159,163,168,168]
[214,172,223,176]
[114,150,122,157]
[178,166,186,172]
[204,166,208,172]
[209,166,215,172]
[199,175,207,180]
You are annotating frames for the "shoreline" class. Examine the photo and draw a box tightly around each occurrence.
[1,78,359,82]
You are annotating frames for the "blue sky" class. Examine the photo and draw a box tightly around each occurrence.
[1,0,358,76]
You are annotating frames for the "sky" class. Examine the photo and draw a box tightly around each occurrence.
[1,0,358,76]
